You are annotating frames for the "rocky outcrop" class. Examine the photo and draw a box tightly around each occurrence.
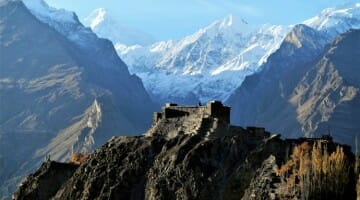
[13,161,78,200]
[13,102,356,199]
[12,102,285,199]
[15,131,288,200]
[241,155,281,200]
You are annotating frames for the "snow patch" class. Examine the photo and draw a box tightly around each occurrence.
[82,99,102,152]
[22,0,77,25]
[84,8,106,29]
[86,99,102,129]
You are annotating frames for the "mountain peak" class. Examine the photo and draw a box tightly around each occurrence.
[212,14,253,34]
[83,8,107,29]
[304,2,360,37]
[284,24,311,48]
[184,14,256,44]
[221,14,241,27]
[82,8,156,46]
[281,24,330,58]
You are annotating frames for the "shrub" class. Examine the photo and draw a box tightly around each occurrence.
[69,153,90,165]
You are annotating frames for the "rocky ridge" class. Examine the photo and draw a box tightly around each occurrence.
[13,102,355,200]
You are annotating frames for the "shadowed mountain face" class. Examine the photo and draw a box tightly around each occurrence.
[0,0,156,196]
[227,26,360,146]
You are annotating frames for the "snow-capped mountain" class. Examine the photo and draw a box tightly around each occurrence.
[22,0,93,48]
[83,8,156,46]
[118,15,290,103]
[304,3,360,37]
[114,3,360,104]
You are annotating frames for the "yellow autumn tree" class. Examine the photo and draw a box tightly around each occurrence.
[277,141,352,200]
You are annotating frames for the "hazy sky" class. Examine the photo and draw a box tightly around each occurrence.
[44,0,359,40]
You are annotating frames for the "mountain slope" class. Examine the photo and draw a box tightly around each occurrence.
[83,8,156,46]
[227,27,360,146]
[115,3,360,104]
[0,0,156,197]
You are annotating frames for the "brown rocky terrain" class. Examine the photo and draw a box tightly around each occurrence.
[13,102,357,200]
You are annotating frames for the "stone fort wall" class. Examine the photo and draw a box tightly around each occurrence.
[153,101,230,125]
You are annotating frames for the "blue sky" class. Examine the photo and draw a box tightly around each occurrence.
[45,0,359,40]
